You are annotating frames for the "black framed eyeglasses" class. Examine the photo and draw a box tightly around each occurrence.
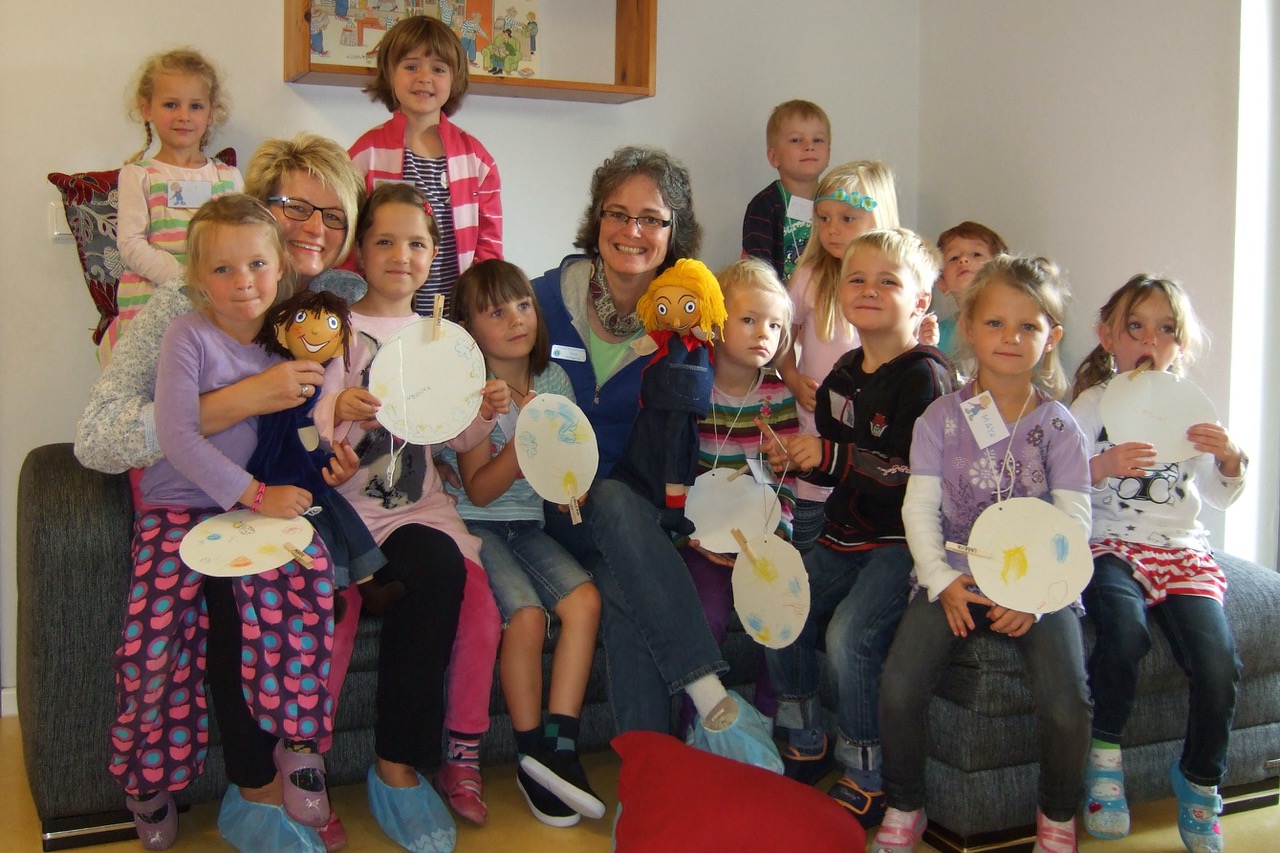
[267,196,349,230]
[600,209,672,231]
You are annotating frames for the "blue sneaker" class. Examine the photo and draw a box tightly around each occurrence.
[1169,762,1223,853]
[687,690,784,774]
[217,785,325,853]
[367,765,457,852]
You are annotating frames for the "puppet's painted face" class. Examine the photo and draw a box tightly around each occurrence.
[651,283,701,334]
[280,307,345,363]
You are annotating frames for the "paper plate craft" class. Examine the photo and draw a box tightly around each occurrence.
[514,393,598,522]
[732,531,809,649]
[368,317,485,444]
[960,497,1092,614]
[180,510,316,578]
[686,468,782,554]
[1100,368,1217,463]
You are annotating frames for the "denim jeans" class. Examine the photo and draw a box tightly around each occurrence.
[879,594,1092,822]
[789,497,827,555]
[1084,553,1240,785]
[765,542,913,772]
[468,519,592,623]
[543,478,727,733]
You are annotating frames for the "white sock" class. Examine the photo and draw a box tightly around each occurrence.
[686,675,730,721]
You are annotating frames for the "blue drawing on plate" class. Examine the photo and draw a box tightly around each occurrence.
[1051,533,1069,563]
[746,614,765,633]
[518,432,539,458]
[788,576,802,596]
[207,533,222,541]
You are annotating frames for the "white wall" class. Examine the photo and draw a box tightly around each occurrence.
[918,1,1266,558]
[0,2,921,702]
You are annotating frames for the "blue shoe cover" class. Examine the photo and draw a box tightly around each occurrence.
[217,784,325,853]
[367,765,457,852]
[686,690,784,774]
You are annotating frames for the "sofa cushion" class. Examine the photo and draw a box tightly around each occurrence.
[48,148,236,345]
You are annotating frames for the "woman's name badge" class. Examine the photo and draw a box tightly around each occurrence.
[551,344,586,363]
[168,180,212,209]
[962,390,1009,450]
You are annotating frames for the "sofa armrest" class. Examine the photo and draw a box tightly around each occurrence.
[17,443,135,820]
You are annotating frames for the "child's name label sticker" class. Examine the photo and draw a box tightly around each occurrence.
[551,344,587,363]
[168,180,212,209]
[496,408,519,442]
[830,390,856,428]
[786,194,814,223]
[745,457,778,486]
[962,390,1010,450]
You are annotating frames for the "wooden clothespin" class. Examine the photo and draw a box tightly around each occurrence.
[731,528,758,565]
[945,540,990,560]
[284,543,314,569]
[431,294,444,341]
[754,416,791,461]
[1129,357,1152,380]
[726,464,752,482]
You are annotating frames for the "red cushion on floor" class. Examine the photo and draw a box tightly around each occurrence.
[612,730,865,852]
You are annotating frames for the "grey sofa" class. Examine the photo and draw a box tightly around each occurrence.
[17,443,1280,852]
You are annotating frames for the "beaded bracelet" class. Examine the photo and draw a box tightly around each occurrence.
[250,482,266,513]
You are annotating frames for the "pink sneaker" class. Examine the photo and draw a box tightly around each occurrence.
[870,807,926,853]
[1032,809,1078,853]
[316,810,347,852]
[432,761,488,826]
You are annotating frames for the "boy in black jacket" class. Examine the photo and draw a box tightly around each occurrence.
[762,228,952,830]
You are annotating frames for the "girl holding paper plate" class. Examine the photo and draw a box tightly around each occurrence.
[446,258,606,828]
[313,181,510,848]
[675,257,799,731]
[1070,275,1245,853]
[876,256,1094,853]
[108,195,339,851]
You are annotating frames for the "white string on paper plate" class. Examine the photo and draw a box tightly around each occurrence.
[709,384,790,537]
[991,385,1036,504]
[385,337,408,485]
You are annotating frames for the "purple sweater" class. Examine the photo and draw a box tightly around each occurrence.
[141,311,282,509]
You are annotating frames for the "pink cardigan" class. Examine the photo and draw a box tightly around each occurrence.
[348,111,502,272]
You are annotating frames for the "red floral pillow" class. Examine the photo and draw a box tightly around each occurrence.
[48,147,236,345]
[612,731,864,852]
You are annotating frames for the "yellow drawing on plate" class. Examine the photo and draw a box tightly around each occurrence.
[752,555,778,584]
[562,471,578,498]
[1001,546,1029,584]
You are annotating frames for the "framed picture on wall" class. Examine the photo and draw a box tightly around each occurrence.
[308,0,542,80]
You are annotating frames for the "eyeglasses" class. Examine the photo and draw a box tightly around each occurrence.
[600,209,672,232]
[268,196,349,230]
[815,188,877,211]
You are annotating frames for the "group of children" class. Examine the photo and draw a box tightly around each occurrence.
[740,99,1244,853]
[101,17,602,853]
[96,16,1244,853]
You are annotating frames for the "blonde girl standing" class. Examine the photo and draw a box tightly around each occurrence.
[777,160,899,552]
[876,256,1092,853]
[447,259,605,829]
[107,48,243,361]
[1071,276,1244,853]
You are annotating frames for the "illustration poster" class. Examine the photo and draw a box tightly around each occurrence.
[309,0,542,79]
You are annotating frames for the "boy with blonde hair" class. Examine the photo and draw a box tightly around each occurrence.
[742,99,831,281]
[761,228,952,830]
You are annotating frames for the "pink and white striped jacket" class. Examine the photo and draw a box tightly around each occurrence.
[348,111,502,273]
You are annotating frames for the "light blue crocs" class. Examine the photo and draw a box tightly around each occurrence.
[367,765,457,853]
[217,784,325,853]
[1170,762,1223,853]
[686,690,784,774]
[1082,763,1130,839]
